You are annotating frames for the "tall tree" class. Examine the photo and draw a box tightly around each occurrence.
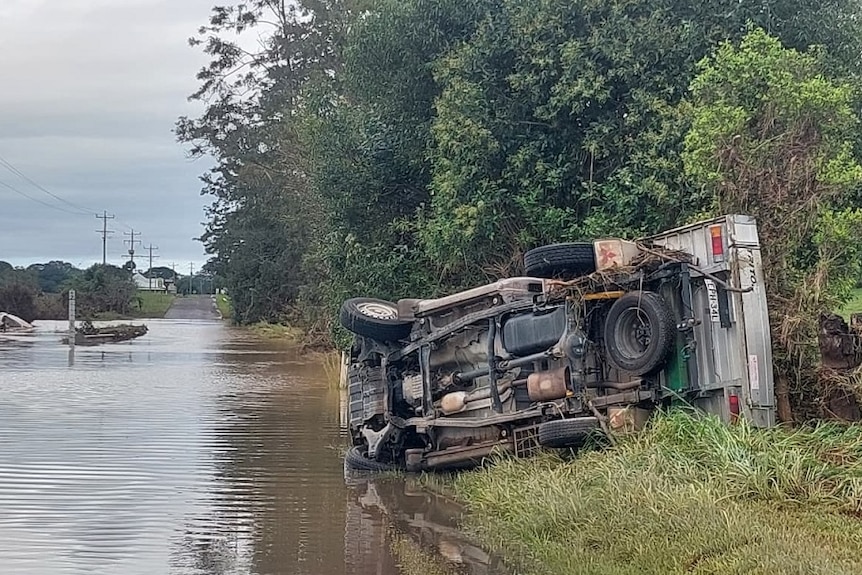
[27,261,81,293]
[304,0,498,310]
[178,1,348,324]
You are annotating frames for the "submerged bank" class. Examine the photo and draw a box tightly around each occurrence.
[449,412,862,575]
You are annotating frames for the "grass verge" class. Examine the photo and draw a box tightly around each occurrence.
[129,292,176,318]
[248,322,304,342]
[453,411,862,575]
[215,294,232,320]
[840,287,862,320]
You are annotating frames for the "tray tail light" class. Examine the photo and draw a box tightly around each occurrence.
[729,393,740,424]
[710,225,725,264]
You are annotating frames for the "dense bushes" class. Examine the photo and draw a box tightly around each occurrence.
[0,262,137,320]
[182,2,862,416]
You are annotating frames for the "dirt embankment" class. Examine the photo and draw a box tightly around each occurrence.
[819,313,862,421]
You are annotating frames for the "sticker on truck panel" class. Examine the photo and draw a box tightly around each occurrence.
[748,354,760,391]
[705,279,720,323]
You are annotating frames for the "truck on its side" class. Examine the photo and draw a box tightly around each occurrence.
[340,215,775,472]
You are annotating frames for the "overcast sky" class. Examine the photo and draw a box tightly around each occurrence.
[0,0,220,271]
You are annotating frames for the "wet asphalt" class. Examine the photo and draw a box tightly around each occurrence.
[163,295,222,320]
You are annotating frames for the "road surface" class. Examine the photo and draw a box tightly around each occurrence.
[164,295,222,320]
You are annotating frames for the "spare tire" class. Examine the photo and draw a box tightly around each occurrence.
[339,297,412,342]
[524,242,596,278]
[604,291,675,375]
[538,417,600,449]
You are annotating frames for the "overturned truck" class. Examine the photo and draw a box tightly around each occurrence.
[341,215,776,471]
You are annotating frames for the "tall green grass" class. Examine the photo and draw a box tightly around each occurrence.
[454,411,862,575]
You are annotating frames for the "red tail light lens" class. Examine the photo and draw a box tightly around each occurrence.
[729,394,740,423]
[710,225,725,263]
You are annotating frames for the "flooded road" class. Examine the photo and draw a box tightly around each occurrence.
[0,319,505,575]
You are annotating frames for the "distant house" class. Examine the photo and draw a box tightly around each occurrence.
[133,272,166,292]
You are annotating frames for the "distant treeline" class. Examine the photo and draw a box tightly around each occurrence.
[0,261,218,321]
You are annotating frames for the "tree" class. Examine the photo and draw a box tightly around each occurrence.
[0,280,38,322]
[26,261,81,293]
[146,267,177,280]
[682,29,862,421]
[69,265,137,317]
[182,0,862,349]
[419,0,862,285]
[301,0,500,336]
[177,1,350,325]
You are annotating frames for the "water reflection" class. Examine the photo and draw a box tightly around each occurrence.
[0,320,505,575]
[344,475,509,575]
[172,341,349,575]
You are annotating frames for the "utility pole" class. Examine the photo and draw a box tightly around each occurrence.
[144,244,159,290]
[95,211,114,265]
[124,229,141,268]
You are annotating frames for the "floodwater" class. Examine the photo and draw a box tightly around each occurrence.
[0,319,506,575]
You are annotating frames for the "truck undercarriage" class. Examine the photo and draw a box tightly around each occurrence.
[342,215,776,471]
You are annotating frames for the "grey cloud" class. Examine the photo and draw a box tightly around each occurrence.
[0,0,220,269]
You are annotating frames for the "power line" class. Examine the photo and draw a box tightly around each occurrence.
[0,179,89,216]
[0,151,154,258]
[0,152,95,215]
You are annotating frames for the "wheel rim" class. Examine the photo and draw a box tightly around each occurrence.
[356,301,398,320]
[614,307,652,360]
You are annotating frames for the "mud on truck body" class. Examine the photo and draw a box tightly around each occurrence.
[341,215,776,472]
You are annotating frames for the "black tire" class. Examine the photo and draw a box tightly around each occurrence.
[339,297,412,341]
[524,242,596,278]
[538,417,600,448]
[344,446,402,472]
[604,291,675,376]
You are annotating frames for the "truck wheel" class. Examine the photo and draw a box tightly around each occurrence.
[344,446,402,472]
[339,297,412,342]
[538,417,600,448]
[524,242,596,278]
[604,291,675,375]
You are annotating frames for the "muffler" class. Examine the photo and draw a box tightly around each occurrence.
[527,366,570,401]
